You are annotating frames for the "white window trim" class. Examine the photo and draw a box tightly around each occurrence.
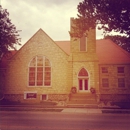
[40,94,48,101]
[28,56,52,87]
[77,68,90,92]
[24,91,37,99]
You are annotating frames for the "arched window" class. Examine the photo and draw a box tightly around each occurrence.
[78,68,88,77]
[28,56,51,86]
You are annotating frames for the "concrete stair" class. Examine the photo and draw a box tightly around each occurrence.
[67,93,98,108]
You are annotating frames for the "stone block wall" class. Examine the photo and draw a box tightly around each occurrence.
[3,29,71,103]
[100,94,130,102]
[3,93,69,104]
[99,64,130,103]
[69,18,99,93]
[99,64,130,94]
[71,61,99,92]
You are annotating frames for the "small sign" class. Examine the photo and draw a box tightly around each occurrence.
[27,93,37,99]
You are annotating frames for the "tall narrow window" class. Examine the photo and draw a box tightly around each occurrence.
[118,78,125,87]
[80,35,86,51]
[29,56,51,86]
[44,58,51,86]
[102,78,109,87]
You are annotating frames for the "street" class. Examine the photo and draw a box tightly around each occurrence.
[0,111,130,130]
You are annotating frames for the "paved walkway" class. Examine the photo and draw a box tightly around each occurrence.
[62,108,130,114]
[62,108,102,114]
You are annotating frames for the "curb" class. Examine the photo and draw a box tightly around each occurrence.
[1,106,130,114]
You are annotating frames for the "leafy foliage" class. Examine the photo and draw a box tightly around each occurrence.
[0,5,21,58]
[72,0,130,38]
[104,35,130,53]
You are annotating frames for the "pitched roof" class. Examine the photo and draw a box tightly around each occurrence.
[55,39,130,64]
[0,39,130,69]
[55,41,70,55]
[96,39,130,64]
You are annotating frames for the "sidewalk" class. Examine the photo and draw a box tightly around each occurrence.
[62,108,130,114]
[62,108,102,114]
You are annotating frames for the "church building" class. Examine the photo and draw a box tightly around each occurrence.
[0,18,130,107]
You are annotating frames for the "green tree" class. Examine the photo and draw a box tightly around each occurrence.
[71,0,130,38]
[77,0,130,37]
[0,5,21,59]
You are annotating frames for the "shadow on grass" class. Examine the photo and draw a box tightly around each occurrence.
[0,99,57,106]
[0,99,21,105]
[0,99,62,112]
[102,110,130,114]
[111,102,130,109]
[0,107,63,112]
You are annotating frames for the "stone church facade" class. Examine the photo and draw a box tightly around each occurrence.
[0,18,130,107]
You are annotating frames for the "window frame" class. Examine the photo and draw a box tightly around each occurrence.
[117,67,124,73]
[118,78,125,88]
[28,56,51,87]
[40,94,48,101]
[101,67,108,73]
[79,35,87,52]
[102,78,109,88]
[24,91,37,99]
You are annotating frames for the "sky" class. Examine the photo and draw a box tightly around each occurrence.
[1,0,104,46]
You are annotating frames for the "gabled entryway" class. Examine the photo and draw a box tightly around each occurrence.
[78,68,89,92]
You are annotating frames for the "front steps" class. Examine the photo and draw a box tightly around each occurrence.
[67,93,98,108]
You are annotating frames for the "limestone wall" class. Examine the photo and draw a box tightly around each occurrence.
[4,29,70,102]
[99,64,130,94]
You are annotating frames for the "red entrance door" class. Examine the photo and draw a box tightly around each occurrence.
[79,79,88,91]
[78,68,89,92]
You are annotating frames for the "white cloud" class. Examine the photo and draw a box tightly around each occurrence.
[1,0,104,46]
